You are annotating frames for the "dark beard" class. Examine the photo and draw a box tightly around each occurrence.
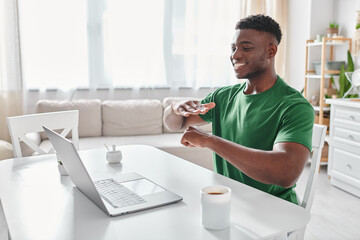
[243,56,267,80]
[243,67,266,80]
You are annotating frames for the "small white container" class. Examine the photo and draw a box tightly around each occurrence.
[56,153,68,176]
[58,164,68,176]
[106,150,122,164]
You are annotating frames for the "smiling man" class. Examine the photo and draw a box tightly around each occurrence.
[163,14,314,204]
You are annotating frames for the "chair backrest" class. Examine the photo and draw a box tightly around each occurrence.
[7,110,79,158]
[300,124,327,211]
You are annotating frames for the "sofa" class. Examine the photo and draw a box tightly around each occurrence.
[28,98,214,170]
[0,140,13,160]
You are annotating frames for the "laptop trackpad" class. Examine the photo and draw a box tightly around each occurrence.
[122,178,165,196]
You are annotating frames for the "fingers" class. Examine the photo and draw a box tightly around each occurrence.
[184,103,201,115]
[173,101,216,117]
[181,141,196,147]
[199,102,216,115]
[174,101,200,117]
[178,107,190,117]
[203,102,216,110]
[181,126,203,148]
[181,134,197,147]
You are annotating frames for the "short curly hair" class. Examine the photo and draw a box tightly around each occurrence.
[235,14,282,45]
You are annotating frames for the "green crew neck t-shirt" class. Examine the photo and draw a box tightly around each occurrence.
[200,76,314,204]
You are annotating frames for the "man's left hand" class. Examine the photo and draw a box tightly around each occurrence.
[181,126,212,148]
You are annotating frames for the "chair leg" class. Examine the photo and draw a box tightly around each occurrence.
[0,200,10,240]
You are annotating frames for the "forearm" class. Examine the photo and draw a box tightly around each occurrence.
[205,135,301,188]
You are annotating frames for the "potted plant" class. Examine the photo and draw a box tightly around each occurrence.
[329,51,358,98]
[327,21,339,36]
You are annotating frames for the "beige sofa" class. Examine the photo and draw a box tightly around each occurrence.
[32,98,214,170]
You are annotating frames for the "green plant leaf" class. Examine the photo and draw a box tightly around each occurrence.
[347,50,354,72]
[344,51,355,97]
[356,23,360,29]
[330,75,339,96]
[339,64,346,97]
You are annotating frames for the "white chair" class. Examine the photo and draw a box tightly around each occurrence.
[6,110,79,158]
[288,124,327,240]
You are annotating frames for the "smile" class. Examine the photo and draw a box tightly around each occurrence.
[233,62,246,70]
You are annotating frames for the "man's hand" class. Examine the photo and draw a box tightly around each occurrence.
[163,100,215,132]
[181,126,212,148]
[172,100,215,117]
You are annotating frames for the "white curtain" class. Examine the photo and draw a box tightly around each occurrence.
[103,0,166,88]
[12,0,289,115]
[17,0,243,90]
[15,0,288,90]
[180,0,288,87]
[18,0,88,90]
[239,0,288,81]
[0,0,23,142]
[181,0,241,88]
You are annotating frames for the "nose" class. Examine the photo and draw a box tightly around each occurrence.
[231,47,241,62]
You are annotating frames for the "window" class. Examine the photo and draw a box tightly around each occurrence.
[18,0,89,89]
[18,0,240,90]
[102,0,166,88]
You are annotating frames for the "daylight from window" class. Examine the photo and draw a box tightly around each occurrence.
[18,0,240,90]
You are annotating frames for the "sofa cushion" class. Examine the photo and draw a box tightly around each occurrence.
[162,97,212,133]
[0,140,14,160]
[102,99,163,136]
[36,99,102,138]
[20,132,41,157]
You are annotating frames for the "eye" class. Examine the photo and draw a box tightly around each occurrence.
[242,47,252,52]
[231,46,236,53]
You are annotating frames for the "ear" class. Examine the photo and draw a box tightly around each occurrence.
[268,44,277,58]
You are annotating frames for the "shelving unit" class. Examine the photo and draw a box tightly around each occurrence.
[304,37,352,165]
[304,37,352,125]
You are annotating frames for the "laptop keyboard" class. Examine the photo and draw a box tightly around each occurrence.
[94,178,146,208]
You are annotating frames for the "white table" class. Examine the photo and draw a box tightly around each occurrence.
[0,145,310,240]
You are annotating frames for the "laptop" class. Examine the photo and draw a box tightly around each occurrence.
[43,126,182,217]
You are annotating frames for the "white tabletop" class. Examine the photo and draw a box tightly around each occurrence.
[0,145,310,240]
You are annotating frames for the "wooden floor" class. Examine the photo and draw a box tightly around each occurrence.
[1,164,360,240]
[296,164,360,239]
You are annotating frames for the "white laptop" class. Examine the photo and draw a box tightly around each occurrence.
[43,126,182,217]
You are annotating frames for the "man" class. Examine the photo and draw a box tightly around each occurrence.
[163,14,314,204]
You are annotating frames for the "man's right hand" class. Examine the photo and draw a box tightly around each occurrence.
[172,100,216,117]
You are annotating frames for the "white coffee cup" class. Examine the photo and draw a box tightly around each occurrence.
[200,185,231,230]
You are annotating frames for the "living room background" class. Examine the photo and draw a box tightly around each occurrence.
[1,0,359,142]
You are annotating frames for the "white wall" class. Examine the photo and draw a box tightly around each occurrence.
[334,0,360,68]
[287,0,360,91]
[334,0,360,38]
[309,0,335,39]
[286,0,311,90]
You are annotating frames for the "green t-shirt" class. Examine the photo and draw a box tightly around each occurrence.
[200,76,314,204]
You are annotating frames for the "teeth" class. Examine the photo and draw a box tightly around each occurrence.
[234,63,245,68]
